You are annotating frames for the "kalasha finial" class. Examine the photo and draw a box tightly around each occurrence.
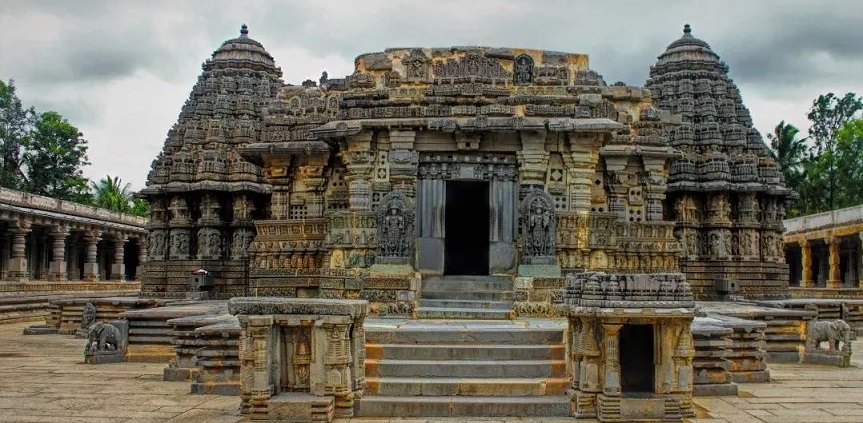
[683,23,692,35]
[240,24,249,37]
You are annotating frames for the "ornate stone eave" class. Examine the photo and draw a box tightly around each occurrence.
[238,141,333,166]
[309,117,625,140]
[0,187,147,229]
[0,204,146,234]
[140,181,272,196]
[667,181,794,196]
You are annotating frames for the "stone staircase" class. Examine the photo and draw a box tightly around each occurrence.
[358,320,571,417]
[416,276,513,319]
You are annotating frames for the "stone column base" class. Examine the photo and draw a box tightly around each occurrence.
[48,260,67,281]
[83,263,100,281]
[7,257,27,280]
[111,264,126,281]
[827,279,843,289]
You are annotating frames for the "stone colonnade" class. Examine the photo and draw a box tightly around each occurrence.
[786,234,863,289]
[0,187,148,281]
[0,218,147,282]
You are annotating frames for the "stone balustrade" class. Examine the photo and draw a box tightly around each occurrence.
[229,297,368,422]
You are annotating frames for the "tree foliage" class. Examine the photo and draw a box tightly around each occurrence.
[0,78,146,216]
[773,92,863,217]
[0,80,35,190]
[23,111,91,200]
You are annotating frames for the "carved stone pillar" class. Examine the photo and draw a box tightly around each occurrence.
[111,234,127,281]
[388,130,419,197]
[565,139,600,212]
[137,237,147,265]
[83,230,101,282]
[800,239,813,288]
[602,323,623,396]
[828,235,842,288]
[48,225,69,281]
[7,220,31,281]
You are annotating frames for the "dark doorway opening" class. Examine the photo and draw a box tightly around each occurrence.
[619,324,655,394]
[444,181,489,275]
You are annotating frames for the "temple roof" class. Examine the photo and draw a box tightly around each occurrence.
[655,24,722,67]
[206,24,279,72]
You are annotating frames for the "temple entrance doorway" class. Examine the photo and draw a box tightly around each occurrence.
[444,181,489,275]
[619,324,655,395]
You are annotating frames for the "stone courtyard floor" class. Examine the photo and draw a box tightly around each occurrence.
[1,321,863,423]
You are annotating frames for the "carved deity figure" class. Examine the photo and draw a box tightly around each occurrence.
[375,191,415,260]
[521,188,556,257]
[81,302,96,330]
[514,54,534,85]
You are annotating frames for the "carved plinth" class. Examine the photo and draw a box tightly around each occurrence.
[48,260,67,281]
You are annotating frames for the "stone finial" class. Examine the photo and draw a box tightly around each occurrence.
[240,24,249,37]
[683,23,692,35]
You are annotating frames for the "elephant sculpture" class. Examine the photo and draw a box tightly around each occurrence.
[806,319,852,353]
[86,322,122,353]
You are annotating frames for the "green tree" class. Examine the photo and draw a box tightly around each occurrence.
[767,121,807,191]
[805,93,863,209]
[91,175,132,213]
[832,120,863,208]
[0,80,35,190]
[23,111,90,200]
[131,197,149,217]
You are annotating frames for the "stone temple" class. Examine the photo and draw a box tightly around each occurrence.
[115,24,848,421]
[140,24,790,305]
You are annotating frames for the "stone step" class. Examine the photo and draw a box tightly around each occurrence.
[365,326,564,345]
[422,276,513,292]
[418,299,512,310]
[366,377,570,396]
[416,307,512,320]
[365,359,566,378]
[366,343,565,361]
[355,395,571,417]
[420,290,513,301]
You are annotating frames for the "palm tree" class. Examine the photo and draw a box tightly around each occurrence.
[767,121,807,190]
[91,175,132,213]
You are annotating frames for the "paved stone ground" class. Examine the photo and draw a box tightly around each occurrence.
[2,321,863,423]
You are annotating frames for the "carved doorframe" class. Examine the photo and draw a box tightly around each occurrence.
[416,153,518,275]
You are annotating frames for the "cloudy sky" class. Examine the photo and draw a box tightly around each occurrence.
[1,0,861,190]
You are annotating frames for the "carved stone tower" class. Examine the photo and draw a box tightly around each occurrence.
[647,24,794,300]
[139,25,283,297]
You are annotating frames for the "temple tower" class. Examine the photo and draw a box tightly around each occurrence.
[647,24,794,300]
[139,25,283,297]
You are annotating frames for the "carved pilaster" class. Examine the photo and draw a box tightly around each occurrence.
[517,130,549,191]
[344,148,374,212]
[602,323,622,396]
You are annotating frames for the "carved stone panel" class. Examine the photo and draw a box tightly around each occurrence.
[375,191,415,265]
[520,187,556,264]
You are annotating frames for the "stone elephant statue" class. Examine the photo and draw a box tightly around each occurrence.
[87,322,122,353]
[807,319,852,352]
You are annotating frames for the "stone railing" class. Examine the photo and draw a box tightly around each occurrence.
[784,203,863,235]
[0,187,147,229]
[229,297,368,422]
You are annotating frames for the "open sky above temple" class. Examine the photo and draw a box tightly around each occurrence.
[1,0,862,190]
